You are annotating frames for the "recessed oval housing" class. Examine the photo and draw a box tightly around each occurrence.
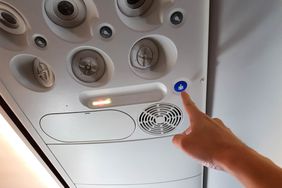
[79,82,167,109]
[40,110,136,143]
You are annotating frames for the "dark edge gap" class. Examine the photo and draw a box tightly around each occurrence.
[204,0,220,187]
[0,95,69,188]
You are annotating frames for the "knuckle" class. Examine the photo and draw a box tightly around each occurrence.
[179,139,186,149]
[213,117,223,123]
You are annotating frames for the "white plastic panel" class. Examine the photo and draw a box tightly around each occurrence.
[0,0,209,143]
[0,0,209,187]
[40,110,135,142]
[49,136,202,185]
[79,82,167,109]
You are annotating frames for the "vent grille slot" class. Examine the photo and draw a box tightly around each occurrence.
[138,103,182,135]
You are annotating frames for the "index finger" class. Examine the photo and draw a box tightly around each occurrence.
[181,92,202,123]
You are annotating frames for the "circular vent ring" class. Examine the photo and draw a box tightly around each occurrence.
[138,103,182,135]
[0,2,27,35]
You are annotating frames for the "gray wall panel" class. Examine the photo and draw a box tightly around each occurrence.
[207,0,282,187]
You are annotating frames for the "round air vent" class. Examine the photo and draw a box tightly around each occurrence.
[130,38,159,70]
[44,0,86,28]
[0,10,19,29]
[9,54,55,92]
[67,46,114,87]
[138,103,182,135]
[33,58,55,88]
[117,0,153,17]
[0,2,27,35]
[129,35,178,80]
[71,49,106,83]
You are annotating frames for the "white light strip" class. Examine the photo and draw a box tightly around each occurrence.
[92,98,112,106]
[0,113,61,188]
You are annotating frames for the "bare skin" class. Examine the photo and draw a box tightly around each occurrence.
[172,92,282,188]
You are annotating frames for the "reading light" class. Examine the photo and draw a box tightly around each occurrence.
[0,111,61,188]
[92,98,112,106]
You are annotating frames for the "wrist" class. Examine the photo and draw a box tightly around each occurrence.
[214,142,282,188]
[213,142,250,172]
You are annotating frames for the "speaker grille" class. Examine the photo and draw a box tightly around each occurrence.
[138,103,182,135]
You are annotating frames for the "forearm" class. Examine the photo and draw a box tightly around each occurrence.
[217,144,282,188]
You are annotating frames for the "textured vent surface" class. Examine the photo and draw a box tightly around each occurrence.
[138,103,182,135]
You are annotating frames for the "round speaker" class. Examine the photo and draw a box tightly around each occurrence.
[71,49,106,83]
[117,0,152,17]
[138,103,182,135]
[0,2,27,35]
[44,0,86,28]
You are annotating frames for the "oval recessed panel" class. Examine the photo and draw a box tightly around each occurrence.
[40,110,135,142]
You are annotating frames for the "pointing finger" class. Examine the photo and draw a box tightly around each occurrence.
[181,92,202,124]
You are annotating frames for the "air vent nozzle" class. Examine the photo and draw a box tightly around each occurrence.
[44,0,86,28]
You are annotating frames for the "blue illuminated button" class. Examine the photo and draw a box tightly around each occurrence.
[174,80,188,92]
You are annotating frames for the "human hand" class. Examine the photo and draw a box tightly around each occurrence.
[172,92,246,170]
